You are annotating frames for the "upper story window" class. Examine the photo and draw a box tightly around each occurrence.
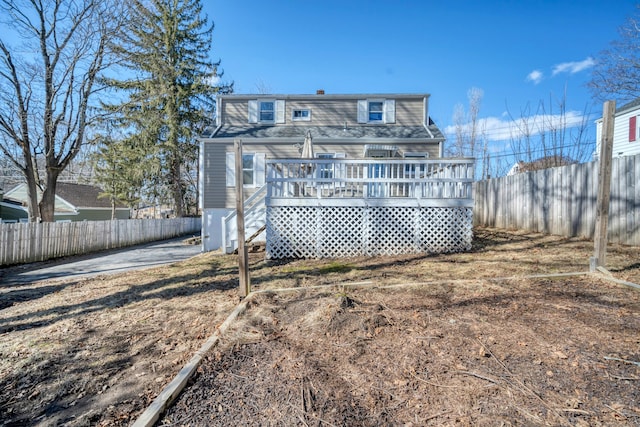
[292,109,311,121]
[248,99,285,124]
[259,101,274,122]
[368,101,384,122]
[357,99,395,124]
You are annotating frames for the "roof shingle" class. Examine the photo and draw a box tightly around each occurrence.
[212,125,444,140]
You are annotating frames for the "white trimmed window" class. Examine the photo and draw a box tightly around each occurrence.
[226,152,266,188]
[357,99,396,124]
[259,101,274,122]
[248,100,286,124]
[292,109,311,121]
[368,101,383,122]
[242,154,254,184]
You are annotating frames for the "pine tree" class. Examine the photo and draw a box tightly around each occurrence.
[92,134,147,218]
[101,0,231,217]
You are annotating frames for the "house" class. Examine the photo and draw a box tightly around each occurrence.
[595,98,640,159]
[199,91,448,252]
[0,187,27,222]
[2,182,130,222]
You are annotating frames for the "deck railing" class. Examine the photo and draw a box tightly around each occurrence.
[266,158,475,207]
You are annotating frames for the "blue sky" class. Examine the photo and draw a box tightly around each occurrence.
[205,0,638,155]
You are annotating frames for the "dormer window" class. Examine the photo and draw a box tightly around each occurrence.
[357,99,395,124]
[259,101,274,122]
[368,101,384,122]
[248,99,285,124]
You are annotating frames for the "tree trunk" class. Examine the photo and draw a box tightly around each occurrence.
[24,173,40,222]
[39,172,59,222]
[171,156,184,217]
[167,96,184,218]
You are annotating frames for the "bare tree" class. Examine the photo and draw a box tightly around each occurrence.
[449,87,484,159]
[588,5,640,102]
[0,0,121,221]
[448,87,485,178]
[499,90,593,177]
[450,103,466,157]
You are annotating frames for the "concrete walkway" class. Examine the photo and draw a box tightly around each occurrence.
[1,237,202,286]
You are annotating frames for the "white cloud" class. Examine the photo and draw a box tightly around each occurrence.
[444,110,587,142]
[526,70,544,85]
[552,57,595,76]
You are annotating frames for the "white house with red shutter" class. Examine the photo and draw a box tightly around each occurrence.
[595,98,640,159]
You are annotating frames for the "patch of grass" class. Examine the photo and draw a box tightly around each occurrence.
[276,261,353,276]
[317,261,353,274]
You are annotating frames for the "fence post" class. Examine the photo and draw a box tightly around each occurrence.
[234,138,251,297]
[591,100,615,271]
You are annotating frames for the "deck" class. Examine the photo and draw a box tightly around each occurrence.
[265,158,475,259]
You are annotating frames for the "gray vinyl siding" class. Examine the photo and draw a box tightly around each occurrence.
[202,140,306,209]
[222,99,249,125]
[395,98,425,126]
[201,141,229,209]
[286,100,358,126]
[220,96,426,127]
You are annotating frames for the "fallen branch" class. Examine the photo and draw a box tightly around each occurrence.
[604,404,628,420]
[604,356,640,367]
[608,374,639,381]
[424,410,452,422]
[561,408,591,415]
[456,370,500,384]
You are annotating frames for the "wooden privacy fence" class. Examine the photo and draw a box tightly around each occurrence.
[0,217,201,266]
[473,153,640,246]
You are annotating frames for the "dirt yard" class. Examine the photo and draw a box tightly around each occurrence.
[1,228,639,426]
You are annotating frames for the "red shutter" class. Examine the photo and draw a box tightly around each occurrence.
[630,116,637,142]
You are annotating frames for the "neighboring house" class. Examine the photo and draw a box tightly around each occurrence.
[0,186,28,222]
[2,182,130,222]
[0,197,29,222]
[595,97,640,159]
[199,91,447,251]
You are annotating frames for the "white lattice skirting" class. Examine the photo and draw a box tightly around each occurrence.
[266,206,473,259]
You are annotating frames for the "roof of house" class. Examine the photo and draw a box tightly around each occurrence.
[217,93,431,101]
[616,97,640,114]
[4,182,127,211]
[56,182,126,209]
[211,124,445,141]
